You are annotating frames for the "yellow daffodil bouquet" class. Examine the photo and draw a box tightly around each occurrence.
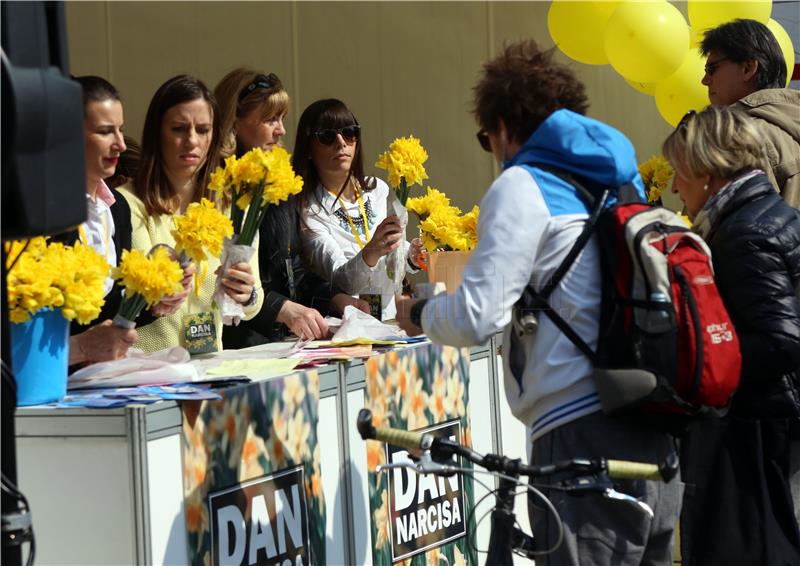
[5,237,110,325]
[208,146,304,246]
[407,187,480,253]
[208,146,303,324]
[375,136,429,206]
[375,136,429,287]
[112,247,184,328]
[171,198,233,294]
[638,155,674,205]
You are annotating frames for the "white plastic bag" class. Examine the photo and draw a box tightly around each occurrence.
[213,237,256,326]
[385,188,407,294]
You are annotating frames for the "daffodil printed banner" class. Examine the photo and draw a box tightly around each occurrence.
[365,346,478,566]
[181,371,325,566]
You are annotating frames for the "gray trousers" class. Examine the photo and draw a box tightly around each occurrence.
[528,411,682,566]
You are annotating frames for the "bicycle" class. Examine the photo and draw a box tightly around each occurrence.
[356,408,679,565]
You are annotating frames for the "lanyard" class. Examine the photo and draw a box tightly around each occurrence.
[286,243,296,300]
[78,210,110,259]
[334,186,370,249]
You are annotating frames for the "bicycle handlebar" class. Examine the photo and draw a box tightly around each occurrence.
[357,408,678,483]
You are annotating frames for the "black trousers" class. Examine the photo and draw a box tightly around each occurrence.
[680,416,800,566]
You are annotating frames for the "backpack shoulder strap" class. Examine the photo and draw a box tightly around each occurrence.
[517,165,611,363]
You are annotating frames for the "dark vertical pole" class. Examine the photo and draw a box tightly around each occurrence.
[1,245,22,566]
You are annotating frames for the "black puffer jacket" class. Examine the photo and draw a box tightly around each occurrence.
[704,173,800,417]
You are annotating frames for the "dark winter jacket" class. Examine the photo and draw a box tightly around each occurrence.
[222,197,337,348]
[704,173,800,418]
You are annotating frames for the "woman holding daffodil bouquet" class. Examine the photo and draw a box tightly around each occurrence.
[117,75,263,353]
[67,77,190,365]
[293,98,425,321]
[213,69,368,346]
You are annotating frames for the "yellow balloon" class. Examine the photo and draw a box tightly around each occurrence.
[548,1,621,65]
[688,0,772,37]
[604,1,690,83]
[655,50,711,127]
[767,18,796,87]
[689,27,704,48]
[625,79,657,96]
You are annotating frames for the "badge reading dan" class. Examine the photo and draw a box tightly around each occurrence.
[183,312,217,354]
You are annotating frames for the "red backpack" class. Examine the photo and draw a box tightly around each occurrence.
[513,167,741,429]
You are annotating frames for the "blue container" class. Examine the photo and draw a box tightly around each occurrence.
[10,309,70,406]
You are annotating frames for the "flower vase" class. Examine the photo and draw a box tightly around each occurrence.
[427,250,471,292]
[386,189,408,293]
[10,308,69,406]
[213,237,256,326]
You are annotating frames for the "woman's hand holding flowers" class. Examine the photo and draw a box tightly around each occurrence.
[218,261,256,305]
[408,237,427,269]
[151,263,197,316]
[363,215,403,267]
[69,320,138,365]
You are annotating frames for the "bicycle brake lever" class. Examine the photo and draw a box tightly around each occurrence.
[377,452,459,476]
[603,488,654,519]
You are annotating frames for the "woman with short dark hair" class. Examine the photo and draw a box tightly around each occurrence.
[117,75,262,352]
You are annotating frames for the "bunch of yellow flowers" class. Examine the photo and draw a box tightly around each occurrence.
[208,146,304,246]
[113,247,184,324]
[407,187,479,252]
[6,237,110,325]
[638,155,674,204]
[375,136,429,204]
[172,198,234,264]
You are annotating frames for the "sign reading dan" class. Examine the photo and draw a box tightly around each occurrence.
[386,420,466,562]
[209,466,310,566]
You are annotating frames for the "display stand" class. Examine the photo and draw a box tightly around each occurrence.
[16,336,524,565]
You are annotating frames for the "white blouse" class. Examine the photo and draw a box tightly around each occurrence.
[301,177,412,320]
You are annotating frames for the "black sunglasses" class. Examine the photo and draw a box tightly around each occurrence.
[313,125,361,145]
[238,73,280,102]
[476,129,491,152]
[704,57,730,76]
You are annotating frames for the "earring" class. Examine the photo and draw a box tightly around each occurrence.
[703,183,708,191]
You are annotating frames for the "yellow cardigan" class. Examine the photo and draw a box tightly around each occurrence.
[117,185,263,353]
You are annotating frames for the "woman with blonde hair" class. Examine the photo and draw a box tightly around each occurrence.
[663,105,800,565]
[117,75,262,353]
[214,68,367,347]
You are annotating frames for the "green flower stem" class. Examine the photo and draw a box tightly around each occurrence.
[238,183,265,246]
[397,178,410,206]
[231,186,245,235]
[117,291,148,323]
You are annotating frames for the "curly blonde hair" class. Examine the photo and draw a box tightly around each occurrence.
[214,68,290,158]
[662,106,767,180]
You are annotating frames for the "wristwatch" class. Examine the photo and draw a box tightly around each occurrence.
[410,298,428,328]
[244,286,259,307]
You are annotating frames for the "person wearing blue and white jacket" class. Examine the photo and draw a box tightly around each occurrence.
[398,40,681,566]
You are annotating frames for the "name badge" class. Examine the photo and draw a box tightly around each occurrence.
[183,312,217,354]
[359,294,382,320]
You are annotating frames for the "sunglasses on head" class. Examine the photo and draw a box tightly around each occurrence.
[313,125,361,145]
[678,109,697,128]
[703,57,730,76]
[238,73,280,102]
[476,129,491,152]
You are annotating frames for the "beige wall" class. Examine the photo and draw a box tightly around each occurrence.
[66,1,677,212]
